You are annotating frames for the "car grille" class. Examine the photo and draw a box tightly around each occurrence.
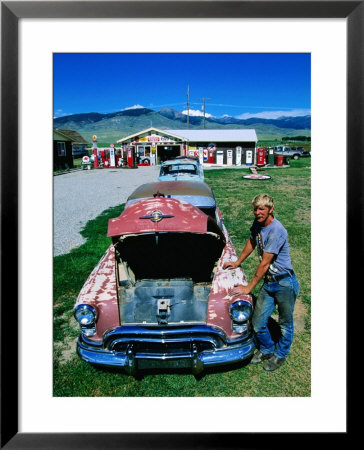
[104,325,226,355]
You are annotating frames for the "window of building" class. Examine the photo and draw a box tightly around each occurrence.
[57,141,66,157]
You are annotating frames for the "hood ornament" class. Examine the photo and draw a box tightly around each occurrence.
[153,190,165,198]
[139,210,174,222]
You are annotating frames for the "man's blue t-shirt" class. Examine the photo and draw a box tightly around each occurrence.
[250,217,293,276]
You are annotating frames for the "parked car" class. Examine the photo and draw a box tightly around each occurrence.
[158,157,204,182]
[74,182,255,375]
[274,145,303,160]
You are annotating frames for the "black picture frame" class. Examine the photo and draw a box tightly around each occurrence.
[1,1,358,448]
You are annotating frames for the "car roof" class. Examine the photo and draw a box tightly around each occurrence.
[173,155,200,163]
[161,158,199,166]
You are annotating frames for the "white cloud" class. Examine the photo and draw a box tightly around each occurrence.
[54,109,70,118]
[181,109,214,118]
[235,109,311,120]
[123,104,145,110]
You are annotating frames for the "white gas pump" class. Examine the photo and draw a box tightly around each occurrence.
[236,147,242,165]
[109,144,116,168]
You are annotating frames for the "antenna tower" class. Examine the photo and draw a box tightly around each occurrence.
[197,97,212,129]
[186,85,190,129]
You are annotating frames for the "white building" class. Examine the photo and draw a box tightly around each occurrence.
[117,127,258,165]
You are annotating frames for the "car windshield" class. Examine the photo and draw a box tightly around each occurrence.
[160,164,198,176]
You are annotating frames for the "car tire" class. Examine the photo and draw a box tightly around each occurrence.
[293,154,299,160]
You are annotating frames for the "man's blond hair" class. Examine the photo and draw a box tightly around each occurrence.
[252,194,274,209]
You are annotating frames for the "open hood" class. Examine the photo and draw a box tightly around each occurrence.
[108,197,226,282]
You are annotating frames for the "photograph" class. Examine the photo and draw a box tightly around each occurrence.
[3,1,356,444]
[53,52,311,397]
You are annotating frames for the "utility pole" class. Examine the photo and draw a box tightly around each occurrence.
[197,97,212,129]
[186,85,190,129]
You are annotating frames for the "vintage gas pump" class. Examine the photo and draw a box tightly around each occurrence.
[208,148,215,164]
[216,150,224,165]
[127,146,136,167]
[198,147,204,165]
[109,144,116,168]
[207,144,216,164]
[100,149,106,167]
[257,147,266,166]
[92,135,99,168]
[246,150,253,166]
[227,149,233,166]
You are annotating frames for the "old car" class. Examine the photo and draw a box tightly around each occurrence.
[158,157,204,182]
[74,182,255,375]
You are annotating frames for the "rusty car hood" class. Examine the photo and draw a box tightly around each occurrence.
[108,197,220,238]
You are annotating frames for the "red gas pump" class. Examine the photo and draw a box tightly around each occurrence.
[92,135,99,168]
[93,147,99,168]
[127,147,134,167]
[208,149,215,164]
[100,149,106,167]
[257,147,266,166]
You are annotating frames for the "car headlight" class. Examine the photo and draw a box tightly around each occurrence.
[74,304,97,325]
[229,300,252,334]
[74,304,97,336]
[230,300,252,323]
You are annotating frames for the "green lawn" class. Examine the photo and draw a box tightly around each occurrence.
[53,158,311,397]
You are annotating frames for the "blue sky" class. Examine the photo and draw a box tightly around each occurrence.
[53,53,310,119]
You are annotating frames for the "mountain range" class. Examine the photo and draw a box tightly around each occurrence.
[53,107,311,144]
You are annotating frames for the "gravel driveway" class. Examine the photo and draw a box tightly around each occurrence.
[53,166,160,256]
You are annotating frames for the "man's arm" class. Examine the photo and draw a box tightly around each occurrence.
[223,237,256,270]
[229,252,275,295]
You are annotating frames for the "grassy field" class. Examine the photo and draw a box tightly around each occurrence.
[53,158,311,397]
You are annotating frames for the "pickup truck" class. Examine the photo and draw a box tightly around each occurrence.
[291,146,311,157]
[273,146,303,160]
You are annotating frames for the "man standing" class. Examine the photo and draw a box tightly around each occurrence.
[223,194,299,371]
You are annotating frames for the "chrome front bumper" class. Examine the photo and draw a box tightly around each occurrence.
[76,325,255,375]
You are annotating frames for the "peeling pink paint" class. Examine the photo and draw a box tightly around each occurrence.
[107,198,209,237]
[207,223,253,339]
[75,245,119,341]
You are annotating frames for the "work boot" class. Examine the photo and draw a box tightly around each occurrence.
[263,355,286,371]
[250,350,273,364]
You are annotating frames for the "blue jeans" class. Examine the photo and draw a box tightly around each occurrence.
[252,273,300,359]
